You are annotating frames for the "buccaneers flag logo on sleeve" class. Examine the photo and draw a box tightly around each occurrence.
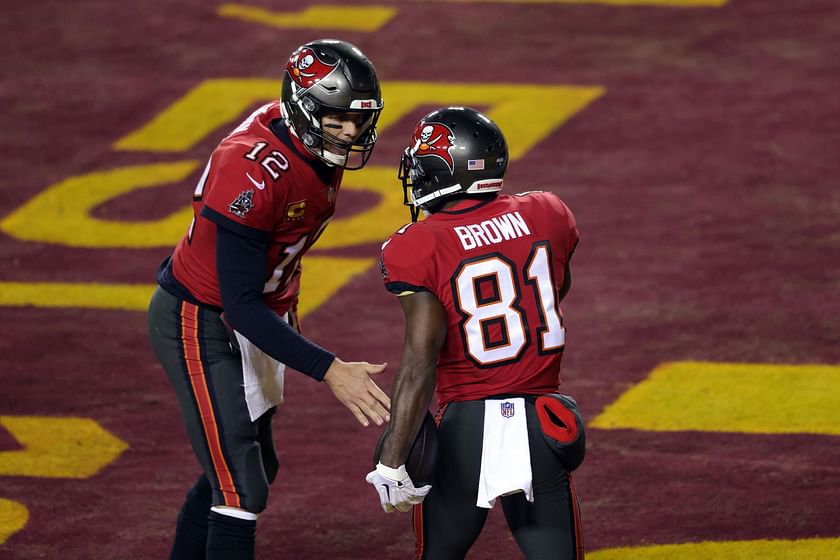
[287,47,339,89]
[410,121,456,174]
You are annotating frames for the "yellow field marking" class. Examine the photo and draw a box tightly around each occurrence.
[588,537,840,559]
[0,161,199,248]
[0,416,128,478]
[316,164,405,249]
[295,256,376,318]
[0,499,28,545]
[113,79,603,157]
[4,80,602,250]
[2,79,601,309]
[114,79,277,152]
[0,282,156,310]
[0,256,371,314]
[384,0,728,6]
[379,82,604,161]
[590,361,840,435]
[217,4,397,32]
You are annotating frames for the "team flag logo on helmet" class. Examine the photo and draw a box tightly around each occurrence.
[410,121,456,173]
[287,47,338,89]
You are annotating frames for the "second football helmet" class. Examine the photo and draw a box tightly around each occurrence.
[399,107,508,221]
[281,39,383,169]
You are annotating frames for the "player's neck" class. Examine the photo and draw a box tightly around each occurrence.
[438,195,496,213]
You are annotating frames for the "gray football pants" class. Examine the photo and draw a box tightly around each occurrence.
[147,287,279,513]
[414,398,584,560]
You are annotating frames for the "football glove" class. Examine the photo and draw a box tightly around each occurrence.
[366,462,432,513]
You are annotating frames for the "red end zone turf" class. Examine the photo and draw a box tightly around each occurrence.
[1,1,839,558]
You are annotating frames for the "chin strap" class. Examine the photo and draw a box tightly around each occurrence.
[413,184,463,208]
[320,150,345,167]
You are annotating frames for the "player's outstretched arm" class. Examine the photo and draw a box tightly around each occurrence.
[324,359,391,427]
[366,291,445,513]
[379,291,446,467]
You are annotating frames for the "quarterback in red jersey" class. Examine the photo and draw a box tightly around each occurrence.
[147,39,389,559]
[170,100,341,316]
[367,108,585,560]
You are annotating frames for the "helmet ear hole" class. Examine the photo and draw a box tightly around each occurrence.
[302,97,317,112]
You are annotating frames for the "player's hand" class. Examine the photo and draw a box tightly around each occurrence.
[323,359,390,427]
[366,463,432,513]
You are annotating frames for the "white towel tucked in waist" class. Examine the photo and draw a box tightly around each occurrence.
[476,397,533,508]
[234,327,286,422]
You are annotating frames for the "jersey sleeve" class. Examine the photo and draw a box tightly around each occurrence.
[200,142,280,235]
[535,191,579,262]
[216,225,334,380]
[380,224,436,296]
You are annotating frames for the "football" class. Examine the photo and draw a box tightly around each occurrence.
[373,411,439,487]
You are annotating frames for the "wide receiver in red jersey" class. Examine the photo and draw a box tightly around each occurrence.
[367,107,586,559]
[147,39,390,559]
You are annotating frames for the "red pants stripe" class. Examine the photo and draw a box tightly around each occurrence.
[180,301,240,508]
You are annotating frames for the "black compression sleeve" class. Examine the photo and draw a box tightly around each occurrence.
[215,223,335,381]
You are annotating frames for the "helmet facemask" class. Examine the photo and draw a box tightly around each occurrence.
[399,149,460,222]
[287,91,381,170]
[398,149,424,222]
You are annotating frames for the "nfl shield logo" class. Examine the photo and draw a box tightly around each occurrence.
[500,401,515,418]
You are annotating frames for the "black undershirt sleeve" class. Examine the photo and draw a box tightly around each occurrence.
[215,222,335,381]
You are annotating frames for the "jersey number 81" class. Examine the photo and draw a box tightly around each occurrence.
[451,241,565,367]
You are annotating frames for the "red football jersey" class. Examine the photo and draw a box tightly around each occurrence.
[171,101,342,314]
[381,192,579,405]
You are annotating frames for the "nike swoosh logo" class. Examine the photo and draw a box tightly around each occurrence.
[245,172,265,190]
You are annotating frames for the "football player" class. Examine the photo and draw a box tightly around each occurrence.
[367,107,585,559]
[147,39,390,559]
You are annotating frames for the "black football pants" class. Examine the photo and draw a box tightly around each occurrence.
[415,398,584,560]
